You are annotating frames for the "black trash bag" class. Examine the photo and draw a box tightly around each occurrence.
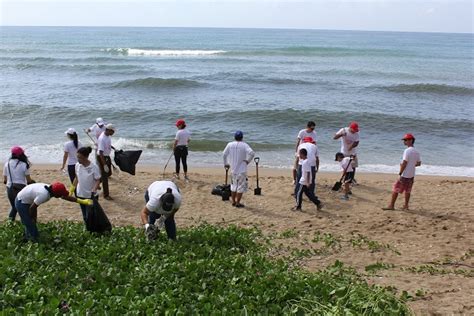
[114,150,142,175]
[211,184,231,200]
[85,198,112,233]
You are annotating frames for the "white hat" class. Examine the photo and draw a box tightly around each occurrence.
[105,123,115,131]
[65,128,77,135]
[96,117,105,125]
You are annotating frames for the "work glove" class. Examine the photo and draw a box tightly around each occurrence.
[68,184,75,196]
[144,223,158,241]
[103,165,110,173]
[156,216,167,230]
[76,198,93,206]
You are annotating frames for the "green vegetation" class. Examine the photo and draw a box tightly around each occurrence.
[0,222,410,314]
[365,261,396,274]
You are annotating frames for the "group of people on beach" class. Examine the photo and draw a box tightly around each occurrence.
[3,116,421,242]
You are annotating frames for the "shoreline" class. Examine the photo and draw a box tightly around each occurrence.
[28,163,474,181]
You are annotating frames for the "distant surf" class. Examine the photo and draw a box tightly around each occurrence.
[111,77,205,89]
[103,48,227,56]
[377,83,474,96]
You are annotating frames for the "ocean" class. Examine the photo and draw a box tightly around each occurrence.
[1,27,473,176]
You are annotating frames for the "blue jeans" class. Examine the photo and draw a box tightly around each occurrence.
[15,198,39,241]
[145,191,176,240]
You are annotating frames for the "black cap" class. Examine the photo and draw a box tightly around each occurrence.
[335,152,345,161]
[160,189,175,212]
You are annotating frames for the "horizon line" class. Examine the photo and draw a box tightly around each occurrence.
[1,25,472,35]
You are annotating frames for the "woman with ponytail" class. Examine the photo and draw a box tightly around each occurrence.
[71,146,101,222]
[61,128,82,183]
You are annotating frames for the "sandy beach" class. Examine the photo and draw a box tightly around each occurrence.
[1,164,473,315]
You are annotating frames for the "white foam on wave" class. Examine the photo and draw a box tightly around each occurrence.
[103,48,226,56]
[1,143,472,177]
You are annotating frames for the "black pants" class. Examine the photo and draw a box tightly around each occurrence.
[174,146,188,174]
[67,164,76,183]
[97,155,112,197]
[295,184,321,209]
[7,184,26,220]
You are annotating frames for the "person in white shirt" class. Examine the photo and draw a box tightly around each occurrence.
[85,117,107,142]
[61,128,83,183]
[383,133,421,211]
[334,122,360,182]
[173,119,191,180]
[293,121,317,183]
[223,130,255,208]
[3,146,34,221]
[335,152,355,201]
[293,148,322,211]
[15,182,90,241]
[70,146,101,222]
[97,123,115,200]
[294,137,320,198]
[140,180,182,240]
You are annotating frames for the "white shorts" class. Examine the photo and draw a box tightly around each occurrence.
[231,172,248,193]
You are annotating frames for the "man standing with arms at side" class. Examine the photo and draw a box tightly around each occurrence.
[334,121,360,183]
[97,123,115,200]
[382,133,421,211]
[223,130,255,208]
[293,121,317,184]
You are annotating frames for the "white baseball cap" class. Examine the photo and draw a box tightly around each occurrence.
[96,117,105,125]
[105,123,115,131]
[65,128,77,135]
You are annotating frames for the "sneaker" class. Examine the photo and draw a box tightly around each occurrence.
[291,206,302,212]
[173,173,180,179]
[340,195,349,201]
[184,175,189,181]
[316,202,323,211]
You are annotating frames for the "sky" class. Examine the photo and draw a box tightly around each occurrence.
[0,0,472,33]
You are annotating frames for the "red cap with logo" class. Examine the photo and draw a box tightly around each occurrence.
[175,119,185,127]
[302,136,315,144]
[402,133,415,140]
[50,182,69,197]
[349,122,359,133]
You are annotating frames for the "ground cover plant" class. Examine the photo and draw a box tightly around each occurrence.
[0,221,410,314]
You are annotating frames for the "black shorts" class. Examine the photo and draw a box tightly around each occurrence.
[344,171,355,183]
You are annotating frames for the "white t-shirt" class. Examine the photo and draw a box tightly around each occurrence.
[223,141,255,174]
[401,147,421,178]
[97,133,112,156]
[3,159,30,187]
[75,162,101,198]
[64,141,82,165]
[90,124,106,140]
[299,159,313,185]
[146,181,182,215]
[175,129,191,146]
[297,129,317,147]
[16,183,51,205]
[339,157,354,173]
[297,143,319,167]
[336,127,360,156]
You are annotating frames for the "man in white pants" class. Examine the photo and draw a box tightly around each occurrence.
[223,130,255,208]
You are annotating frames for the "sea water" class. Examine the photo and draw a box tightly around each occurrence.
[1,27,473,176]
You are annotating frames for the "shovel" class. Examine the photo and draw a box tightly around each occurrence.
[254,157,262,195]
[222,166,230,201]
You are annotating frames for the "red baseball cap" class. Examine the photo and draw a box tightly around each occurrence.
[349,122,359,132]
[402,133,415,140]
[50,182,69,198]
[302,136,315,143]
[175,119,185,127]
[11,146,24,156]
